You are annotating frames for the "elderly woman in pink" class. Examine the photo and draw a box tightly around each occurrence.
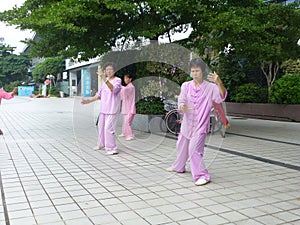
[119,74,136,141]
[0,87,18,135]
[81,62,121,155]
[167,58,227,186]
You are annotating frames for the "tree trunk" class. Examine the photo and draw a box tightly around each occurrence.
[167,31,172,43]
[260,61,279,102]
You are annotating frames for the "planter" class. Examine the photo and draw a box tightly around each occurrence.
[226,102,300,122]
[119,114,165,133]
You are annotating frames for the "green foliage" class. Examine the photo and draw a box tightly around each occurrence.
[136,96,165,115]
[140,79,168,98]
[233,83,268,103]
[270,74,300,104]
[222,71,247,102]
[3,80,21,93]
[213,54,248,101]
[0,0,193,59]
[281,59,300,75]
[185,76,192,82]
[101,43,190,86]
[1,0,299,105]
[32,56,64,83]
[134,61,188,85]
[137,43,190,84]
[0,44,31,86]
[1,0,298,64]
[186,2,300,100]
[189,2,300,64]
[49,87,61,97]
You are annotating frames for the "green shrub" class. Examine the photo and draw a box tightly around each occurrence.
[49,87,61,97]
[3,81,21,92]
[185,76,192,82]
[136,96,165,115]
[233,83,268,103]
[221,72,247,102]
[281,59,300,75]
[270,74,300,104]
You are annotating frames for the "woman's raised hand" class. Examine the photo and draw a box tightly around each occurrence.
[207,72,220,84]
[97,66,106,80]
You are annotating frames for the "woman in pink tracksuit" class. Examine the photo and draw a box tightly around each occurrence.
[167,58,227,186]
[81,62,121,155]
[119,74,136,141]
[0,87,18,135]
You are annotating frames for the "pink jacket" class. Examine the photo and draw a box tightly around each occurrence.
[0,89,14,105]
[178,80,227,138]
[121,83,136,115]
[97,77,121,114]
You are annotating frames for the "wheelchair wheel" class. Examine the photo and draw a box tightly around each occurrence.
[165,109,181,135]
[210,111,225,137]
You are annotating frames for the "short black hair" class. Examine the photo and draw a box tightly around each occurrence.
[189,58,206,72]
[104,62,116,71]
[124,74,134,80]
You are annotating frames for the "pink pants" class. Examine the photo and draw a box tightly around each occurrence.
[171,133,210,182]
[97,113,118,151]
[122,114,135,138]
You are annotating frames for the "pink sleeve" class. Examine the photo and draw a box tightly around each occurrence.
[120,86,125,100]
[0,89,14,101]
[178,82,187,108]
[97,89,102,100]
[112,78,121,94]
[122,85,134,98]
[212,85,227,103]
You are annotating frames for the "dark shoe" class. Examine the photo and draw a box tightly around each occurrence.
[0,129,3,135]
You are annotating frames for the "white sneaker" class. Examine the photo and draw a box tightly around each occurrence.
[166,167,175,172]
[93,146,104,150]
[118,134,125,137]
[106,150,118,155]
[125,137,134,141]
[166,167,185,173]
[195,178,209,186]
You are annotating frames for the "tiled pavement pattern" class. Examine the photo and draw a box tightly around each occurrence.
[0,97,299,225]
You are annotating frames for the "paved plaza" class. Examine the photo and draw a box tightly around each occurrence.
[0,97,300,225]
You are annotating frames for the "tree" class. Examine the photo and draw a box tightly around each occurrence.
[2,0,299,102]
[0,0,193,59]
[186,1,300,101]
[32,56,64,83]
[0,44,31,87]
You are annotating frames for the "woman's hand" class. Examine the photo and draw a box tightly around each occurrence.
[81,99,90,104]
[12,87,18,95]
[97,67,106,80]
[180,104,192,113]
[207,72,220,84]
[208,72,226,97]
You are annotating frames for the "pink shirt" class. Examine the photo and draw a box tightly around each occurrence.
[121,83,136,115]
[178,80,226,138]
[97,77,121,114]
[0,89,14,105]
